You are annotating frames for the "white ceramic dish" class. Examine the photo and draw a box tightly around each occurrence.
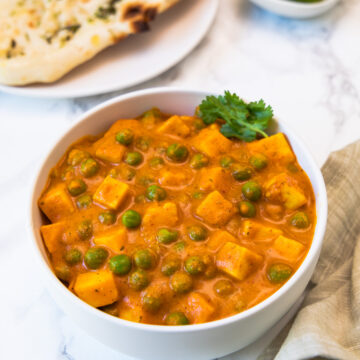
[248,0,339,19]
[29,88,327,360]
[0,0,218,99]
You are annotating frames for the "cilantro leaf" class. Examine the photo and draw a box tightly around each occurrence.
[198,91,273,142]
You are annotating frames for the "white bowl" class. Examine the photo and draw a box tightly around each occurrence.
[248,0,339,19]
[29,88,327,360]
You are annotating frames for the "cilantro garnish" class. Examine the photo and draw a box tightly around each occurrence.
[198,91,273,142]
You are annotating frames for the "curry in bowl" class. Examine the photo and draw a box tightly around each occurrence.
[38,92,316,326]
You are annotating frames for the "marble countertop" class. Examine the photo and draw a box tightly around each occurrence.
[1,0,360,359]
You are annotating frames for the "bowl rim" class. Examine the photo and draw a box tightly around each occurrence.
[249,0,339,10]
[29,86,328,333]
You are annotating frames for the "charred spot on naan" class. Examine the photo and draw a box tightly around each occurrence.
[131,20,150,33]
[122,3,159,33]
[122,2,158,21]
[144,7,158,21]
[123,4,143,19]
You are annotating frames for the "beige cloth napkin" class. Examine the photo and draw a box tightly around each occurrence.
[259,140,360,360]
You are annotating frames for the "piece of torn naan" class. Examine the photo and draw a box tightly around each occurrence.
[0,0,179,85]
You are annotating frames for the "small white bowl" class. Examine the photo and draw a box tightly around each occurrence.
[248,0,340,18]
[29,88,327,360]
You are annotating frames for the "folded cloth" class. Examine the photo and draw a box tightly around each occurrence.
[259,140,360,360]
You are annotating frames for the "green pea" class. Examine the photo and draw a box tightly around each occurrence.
[166,143,189,162]
[238,201,256,218]
[128,269,149,290]
[84,247,108,269]
[165,311,189,325]
[157,228,178,244]
[109,167,136,181]
[76,194,92,209]
[145,185,167,201]
[115,129,134,146]
[67,179,87,196]
[77,220,93,240]
[192,191,204,199]
[142,294,162,313]
[54,264,71,282]
[184,256,205,275]
[122,167,136,180]
[194,118,206,130]
[80,158,99,178]
[170,272,193,294]
[142,108,162,119]
[267,263,293,283]
[109,254,132,275]
[135,136,151,152]
[64,248,82,266]
[174,241,186,253]
[121,210,141,228]
[61,166,75,182]
[232,164,252,181]
[234,298,246,312]
[98,210,116,225]
[67,149,89,166]
[220,156,234,168]
[190,153,209,169]
[204,263,217,279]
[134,249,156,270]
[290,212,310,229]
[124,152,143,166]
[187,225,207,241]
[242,181,262,201]
[137,175,155,187]
[250,153,268,170]
[135,194,146,204]
[149,157,164,169]
[214,279,234,297]
[161,256,181,276]
[287,163,299,173]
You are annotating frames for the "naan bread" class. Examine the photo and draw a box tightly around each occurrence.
[0,0,179,85]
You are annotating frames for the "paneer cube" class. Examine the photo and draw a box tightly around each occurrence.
[187,293,215,324]
[273,235,305,260]
[119,306,145,323]
[39,184,75,222]
[93,227,127,253]
[118,295,145,322]
[40,222,65,253]
[95,135,126,163]
[196,191,236,225]
[208,230,237,251]
[281,184,307,210]
[198,167,230,193]
[265,173,307,210]
[93,176,130,210]
[248,133,295,164]
[216,242,262,281]
[142,202,179,230]
[159,169,188,187]
[74,270,118,308]
[192,125,232,157]
[157,115,190,138]
[240,220,282,242]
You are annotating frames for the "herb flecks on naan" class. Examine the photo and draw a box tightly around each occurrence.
[0,0,179,85]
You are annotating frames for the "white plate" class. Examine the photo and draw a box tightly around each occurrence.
[248,0,339,19]
[0,0,218,99]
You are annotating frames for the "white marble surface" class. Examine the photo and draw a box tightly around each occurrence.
[1,0,360,359]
